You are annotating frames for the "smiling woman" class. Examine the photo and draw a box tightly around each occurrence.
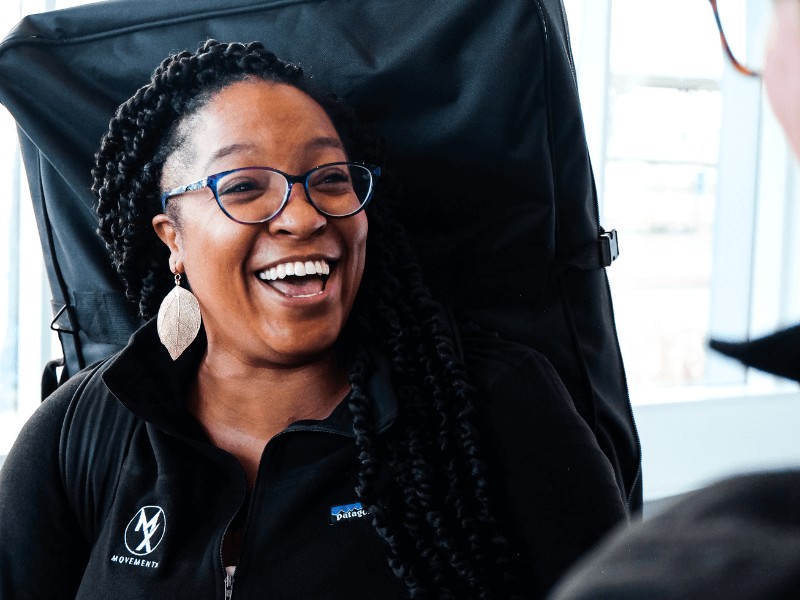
[0,40,627,599]
[152,82,369,371]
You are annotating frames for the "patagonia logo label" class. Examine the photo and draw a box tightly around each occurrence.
[329,502,367,525]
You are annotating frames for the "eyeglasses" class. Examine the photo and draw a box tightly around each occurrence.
[708,0,772,78]
[160,162,381,224]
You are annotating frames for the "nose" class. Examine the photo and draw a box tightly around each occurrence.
[267,181,327,238]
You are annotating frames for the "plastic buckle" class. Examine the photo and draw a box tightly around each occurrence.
[600,229,619,267]
[50,303,78,334]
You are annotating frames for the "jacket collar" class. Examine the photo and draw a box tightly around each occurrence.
[102,318,398,439]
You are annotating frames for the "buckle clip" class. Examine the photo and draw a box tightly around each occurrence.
[600,229,619,267]
[50,303,78,334]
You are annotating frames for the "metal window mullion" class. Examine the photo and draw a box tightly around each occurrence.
[781,160,800,324]
[749,99,790,339]
[15,145,47,418]
[1,144,21,414]
[705,65,762,384]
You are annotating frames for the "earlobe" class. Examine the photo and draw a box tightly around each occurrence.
[152,214,183,270]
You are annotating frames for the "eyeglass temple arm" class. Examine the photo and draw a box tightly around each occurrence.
[172,178,210,195]
[160,177,210,210]
[708,0,761,78]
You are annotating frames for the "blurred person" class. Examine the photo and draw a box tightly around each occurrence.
[549,2,800,598]
[765,0,800,157]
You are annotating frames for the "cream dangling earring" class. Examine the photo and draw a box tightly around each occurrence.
[157,271,201,360]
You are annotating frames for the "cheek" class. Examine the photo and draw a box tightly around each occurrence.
[179,218,253,288]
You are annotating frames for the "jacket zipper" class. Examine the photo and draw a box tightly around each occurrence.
[224,571,235,600]
[218,427,353,599]
[220,456,246,600]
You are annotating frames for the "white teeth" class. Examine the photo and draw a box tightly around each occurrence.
[315,261,330,275]
[257,259,331,281]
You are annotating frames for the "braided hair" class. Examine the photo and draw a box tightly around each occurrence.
[93,40,519,599]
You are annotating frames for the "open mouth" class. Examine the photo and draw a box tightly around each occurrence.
[256,259,332,298]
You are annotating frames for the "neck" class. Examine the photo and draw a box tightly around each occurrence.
[189,346,350,485]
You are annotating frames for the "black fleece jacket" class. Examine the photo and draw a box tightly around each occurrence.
[0,320,626,599]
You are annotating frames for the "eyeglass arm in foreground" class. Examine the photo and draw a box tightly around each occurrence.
[708,0,762,78]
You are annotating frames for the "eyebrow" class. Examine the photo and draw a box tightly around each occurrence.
[203,136,345,171]
[307,136,345,152]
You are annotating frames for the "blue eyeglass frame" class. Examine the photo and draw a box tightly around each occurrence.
[160,161,382,224]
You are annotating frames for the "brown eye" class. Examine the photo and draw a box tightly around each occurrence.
[309,166,353,194]
[217,170,276,205]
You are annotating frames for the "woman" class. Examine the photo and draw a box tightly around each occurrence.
[0,40,626,599]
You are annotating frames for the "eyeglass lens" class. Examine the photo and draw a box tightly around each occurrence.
[214,164,373,223]
[712,0,772,77]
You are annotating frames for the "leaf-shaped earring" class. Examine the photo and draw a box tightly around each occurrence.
[157,273,201,360]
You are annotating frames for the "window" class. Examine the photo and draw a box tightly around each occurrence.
[565,0,798,400]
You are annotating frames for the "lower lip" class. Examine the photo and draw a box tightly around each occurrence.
[288,290,324,298]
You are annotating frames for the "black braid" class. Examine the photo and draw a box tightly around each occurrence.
[351,199,523,599]
[93,40,520,599]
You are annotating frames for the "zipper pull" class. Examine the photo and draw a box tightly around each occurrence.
[224,571,235,600]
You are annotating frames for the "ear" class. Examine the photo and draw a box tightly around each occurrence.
[152,214,184,273]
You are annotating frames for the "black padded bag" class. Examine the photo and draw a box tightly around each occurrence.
[0,0,641,509]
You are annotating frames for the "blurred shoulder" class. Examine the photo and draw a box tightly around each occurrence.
[549,470,800,600]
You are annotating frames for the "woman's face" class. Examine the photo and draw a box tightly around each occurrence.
[764,0,800,159]
[153,81,368,367]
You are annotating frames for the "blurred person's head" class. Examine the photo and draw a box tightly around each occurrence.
[763,0,800,158]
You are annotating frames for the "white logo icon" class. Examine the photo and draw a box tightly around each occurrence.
[124,506,166,556]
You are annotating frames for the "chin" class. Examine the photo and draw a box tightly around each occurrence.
[264,329,343,365]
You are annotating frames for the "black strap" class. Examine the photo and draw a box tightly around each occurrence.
[24,143,85,375]
[41,356,66,400]
[557,229,619,272]
[50,290,139,347]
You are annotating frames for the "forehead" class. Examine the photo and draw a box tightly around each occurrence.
[177,80,344,174]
